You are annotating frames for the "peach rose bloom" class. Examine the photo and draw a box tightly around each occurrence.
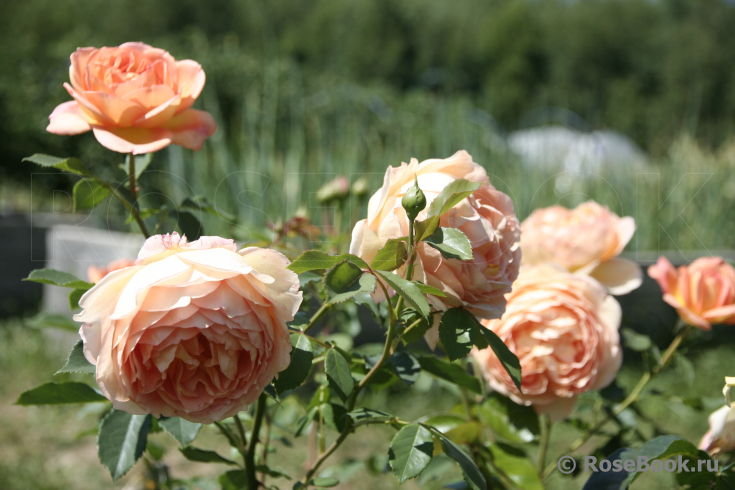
[520,201,641,295]
[87,258,137,284]
[73,233,301,423]
[648,256,735,330]
[471,264,622,420]
[349,150,521,346]
[700,404,735,455]
[47,43,216,154]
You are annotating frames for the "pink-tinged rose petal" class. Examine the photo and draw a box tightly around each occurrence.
[162,109,217,151]
[92,127,172,154]
[136,232,187,262]
[520,201,639,295]
[47,101,92,135]
[69,47,98,91]
[472,265,622,421]
[175,60,206,112]
[351,150,520,324]
[74,234,301,423]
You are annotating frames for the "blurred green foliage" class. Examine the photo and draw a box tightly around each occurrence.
[3,0,735,254]
[4,0,735,177]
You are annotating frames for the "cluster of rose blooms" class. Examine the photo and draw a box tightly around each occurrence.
[48,43,735,455]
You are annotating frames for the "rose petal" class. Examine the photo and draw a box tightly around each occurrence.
[92,127,172,154]
[588,257,643,295]
[161,109,217,151]
[47,101,92,135]
[175,60,206,113]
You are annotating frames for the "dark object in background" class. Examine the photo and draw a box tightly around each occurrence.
[0,213,45,317]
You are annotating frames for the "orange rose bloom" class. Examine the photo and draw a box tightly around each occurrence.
[349,150,521,347]
[472,264,622,420]
[520,201,641,295]
[47,43,216,154]
[648,256,735,330]
[74,233,301,423]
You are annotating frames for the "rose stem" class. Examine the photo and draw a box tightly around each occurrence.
[537,414,552,476]
[303,303,330,334]
[542,320,693,480]
[299,274,397,487]
[393,217,416,316]
[246,394,267,489]
[125,152,150,238]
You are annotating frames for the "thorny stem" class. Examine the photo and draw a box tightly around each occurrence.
[300,273,400,487]
[542,322,693,480]
[393,219,416,316]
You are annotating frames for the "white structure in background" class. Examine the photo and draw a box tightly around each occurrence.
[44,225,143,313]
[508,126,648,192]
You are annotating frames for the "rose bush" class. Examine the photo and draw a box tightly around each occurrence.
[349,150,521,345]
[520,200,641,295]
[472,263,622,420]
[74,233,301,423]
[648,256,735,330]
[47,42,216,154]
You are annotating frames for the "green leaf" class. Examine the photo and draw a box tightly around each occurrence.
[325,349,355,402]
[346,408,395,425]
[489,443,543,490]
[179,446,237,465]
[619,436,706,489]
[476,394,539,443]
[400,309,432,343]
[73,178,111,211]
[427,179,481,217]
[416,357,481,393]
[320,403,349,432]
[288,251,368,274]
[434,430,486,490]
[439,308,477,361]
[424,228,473,260]
[157,417,201,446]
[621,328,653,352]
[415,216,441,242]
[370,238,408,271]
[97,410,152,481]
[23,154,94,177]
[24,269,93,289]
[374,271,431,319]
[176,210,203,241]
[15,382,106,405]
[56,340,96,375]
[219,470,248,490]
[477,324,523,392]
[389,351,422,385]
[389,424,434,483]
[413,283,447,297]
[68,288,86,310]
[274,334,314,394]
[120,153,152,180]
[256,465,292,479]
[323,260,376,304]
[25,312,79,332]
[310,477,340,488]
